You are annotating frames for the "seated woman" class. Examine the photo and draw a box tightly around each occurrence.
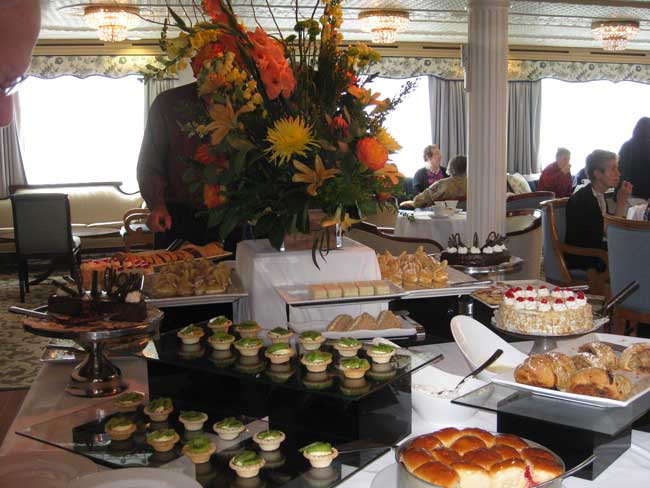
[565,149,633,294]
[413,144,448,194]
[412,155,467,209]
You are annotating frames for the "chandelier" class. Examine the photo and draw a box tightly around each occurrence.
[358,9,410,44]
[84,5,140,43]
[591,20,640,51]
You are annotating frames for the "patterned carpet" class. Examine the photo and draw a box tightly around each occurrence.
[0,271,58,389]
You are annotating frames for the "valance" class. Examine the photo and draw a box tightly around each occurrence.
[28,55,160,78]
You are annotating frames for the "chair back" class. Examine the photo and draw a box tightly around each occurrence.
[506,191,555,212]
[506,209,543,280]
[11,193,75,256]
[605,216,650,314]
[358,200,398,231]
[346,222,442,255]
[541,198,571,284]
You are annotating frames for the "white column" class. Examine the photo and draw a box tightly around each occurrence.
[466,0,509,243]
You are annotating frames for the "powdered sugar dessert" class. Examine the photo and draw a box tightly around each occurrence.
[496,286,593,335]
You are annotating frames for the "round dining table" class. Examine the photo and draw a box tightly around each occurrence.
[393,210,467,246]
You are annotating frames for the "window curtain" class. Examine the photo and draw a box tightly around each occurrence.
[144,78,178,125]
[507,81,542,175]
[0,95,27,198]
[428,76,467,165]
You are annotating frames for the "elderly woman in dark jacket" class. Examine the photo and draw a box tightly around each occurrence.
[619,117,650,200]
[413,144,448,194]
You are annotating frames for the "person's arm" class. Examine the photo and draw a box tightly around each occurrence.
[137,96,172,231]
[413,181,443,208]
[614,181,633,218]
[412,168,426,194]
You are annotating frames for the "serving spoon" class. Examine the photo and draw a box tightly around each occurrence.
[436,349,504,396]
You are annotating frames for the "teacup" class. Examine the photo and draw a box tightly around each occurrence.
[433,201,446,208]
[445,200,459,209]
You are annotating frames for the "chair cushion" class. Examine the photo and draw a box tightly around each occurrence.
[507,173,532,194]
[72,235,81,249]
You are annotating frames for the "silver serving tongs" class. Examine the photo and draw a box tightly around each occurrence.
[450,279,493,288]
[595,281,640,320]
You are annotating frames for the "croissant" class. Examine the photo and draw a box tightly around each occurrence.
[568,367,631,400]
[578,342,617,370]
[619,343,650,373]
[571,352,606,371]
[545,352,576,391]
[514,355,557,389]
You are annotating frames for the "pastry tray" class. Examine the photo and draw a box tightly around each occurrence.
[275,279,406,307]
[143,261,248,307]
[490,333,650,407]
[289,317,417,340]
[398,267,490,300]
[471,279,552,309]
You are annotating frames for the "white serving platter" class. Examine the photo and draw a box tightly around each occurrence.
[289,318,417,340]
[275,279,406,307]
[491,332,650,407]
[399,267,490,300]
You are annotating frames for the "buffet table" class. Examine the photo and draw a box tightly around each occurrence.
[3,343,650,487]
[394,210,467,244]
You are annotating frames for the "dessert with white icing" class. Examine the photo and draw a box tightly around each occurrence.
[441,232,510,267]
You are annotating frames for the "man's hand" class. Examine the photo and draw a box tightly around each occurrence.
[147,206,172,232]
[559,159,571,174]
[618,180,633,203]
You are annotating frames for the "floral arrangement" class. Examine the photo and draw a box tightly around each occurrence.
[148,0,411,259]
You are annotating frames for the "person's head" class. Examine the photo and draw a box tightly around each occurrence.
[423,144,442,170]
[447,155,467,177]
[556,147,571,166]
[632,117,650,140]
[586,149,620,190]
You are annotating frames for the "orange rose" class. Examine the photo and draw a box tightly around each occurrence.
[195,144,216,165]
[356,137,388,171]
[203,184,226,208]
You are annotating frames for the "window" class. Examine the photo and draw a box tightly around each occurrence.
[539,79,650,173]
[366,76,432,177]
[20,75,144,192]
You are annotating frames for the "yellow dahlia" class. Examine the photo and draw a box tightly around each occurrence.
[376,128,401,153]
[266,117,318,165]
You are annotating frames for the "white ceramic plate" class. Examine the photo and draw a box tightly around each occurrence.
[450,315,528,380]
[69,468,202,488]
[0,451,98,488]
[491,332,650,408]
[289,319,416,339]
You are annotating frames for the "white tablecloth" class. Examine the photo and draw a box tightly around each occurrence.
[235,237,384,328]
[3,345,650,486]
[394,211,467,245]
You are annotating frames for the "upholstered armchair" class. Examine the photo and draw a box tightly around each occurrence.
[506,208,542,280]
[506,191,555,212]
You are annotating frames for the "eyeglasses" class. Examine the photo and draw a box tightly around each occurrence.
[1,75,27,97]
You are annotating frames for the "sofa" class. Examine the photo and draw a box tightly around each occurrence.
[0,182,144,254]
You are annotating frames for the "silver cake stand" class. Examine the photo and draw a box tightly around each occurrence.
[448,256,524,276]
[21,308,162,397]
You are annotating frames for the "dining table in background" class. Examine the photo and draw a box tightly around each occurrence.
[394,210,468,247]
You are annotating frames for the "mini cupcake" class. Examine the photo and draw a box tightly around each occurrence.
[234,320,262,339]
[366,344,396,364]
[234,338,264,357]
[301,351,333,373]
[333,337,362,357]
[300,442,339,468]
[213,416,246,440]
[182,435,216,464]
[264,342,295,364]
[208,315,232,332]
[229,450,266,478]
[338,357,370,379]
[113,391,145,412]
[253,429,286,451]
[144,397,173,422]
[177,324,205,345]
[267,327,294,344]
[179,410,209,431]
[298,331,326,351]
[208,331,236,351]
[105,416,136,441]
[146,428,180,452]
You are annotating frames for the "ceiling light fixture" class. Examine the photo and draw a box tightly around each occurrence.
[84,5,140,43]
[591,20,640,51]
[358,9,410,44]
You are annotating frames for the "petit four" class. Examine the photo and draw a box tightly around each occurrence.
[182,435,216,464]
[113,391,145,412]
[234,320,262,338]
[229,450,266,478]
[300,442,339,468]
[338,357,371,379]
[301,351,333,372]
[213,416,246,440]
[309,285,327,300]
[207,315,232,332]
[208,331,235,351]
[355,281,374,297]
[324,284,343,299]
[298,330,326,351]
[366,344,396,364]
[264,342,295,364]
[105,416,136,441]
[179,410,209,431]
[176,324,205,345]
[146,428,180,452]
[234,338,264,357]
[340,282,359,298]
[144,397,173,422]
[253,429,286,451]
[333,337,362,357]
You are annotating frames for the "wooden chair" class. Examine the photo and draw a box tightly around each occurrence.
[11,193,81,302]
[506,191,555,212]
[506,208,543,280]
[541,198,608,286]
[120,208,153,251]
[346,221,443,255]
[605,215,650,335]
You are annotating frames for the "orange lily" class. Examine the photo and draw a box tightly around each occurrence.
[321,207,360,232]
[347,84,388,108]
[205,98,253,145]
[374,163,404,185]
[292,155,341,196]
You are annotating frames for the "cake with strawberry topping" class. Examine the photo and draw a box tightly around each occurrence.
[496,286,592,335]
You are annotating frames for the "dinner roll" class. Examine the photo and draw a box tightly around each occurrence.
[525,456,564,484]
[462,448,503,470]
[521,447,556,463]
[410,434,443,452]
[402,448,434,473]
[451,436,487,456]
[433,427,463,447]
[413,461,461,488]
[490,444,522,460]
[429,447,462,465]
[459,428,496,448]
[495,434,529,451]
[451,461,491,488]
[489,458,527,488]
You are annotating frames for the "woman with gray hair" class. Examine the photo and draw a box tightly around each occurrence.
[412,155,467,208]
[412,144,448,194]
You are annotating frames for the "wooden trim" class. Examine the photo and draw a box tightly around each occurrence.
[357,221,443,251]
[615,306,650,325]
[605,214,650,231]
[506,191,555,203]
[543,198,573,284]
[506,209,542,237]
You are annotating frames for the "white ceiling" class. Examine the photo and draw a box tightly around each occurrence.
[42,0,650,50]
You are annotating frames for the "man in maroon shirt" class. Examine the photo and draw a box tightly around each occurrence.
[537,147,573,197]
